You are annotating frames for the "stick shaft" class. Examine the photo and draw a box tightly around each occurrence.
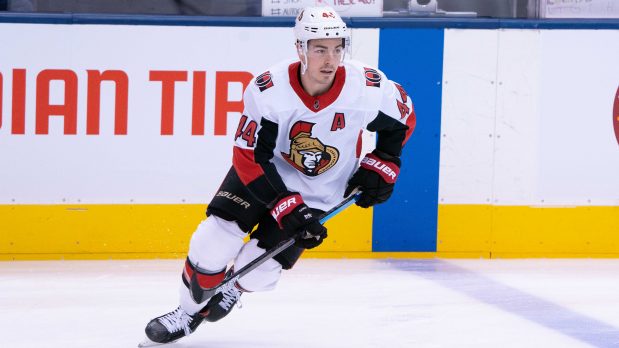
[190,192,360,303]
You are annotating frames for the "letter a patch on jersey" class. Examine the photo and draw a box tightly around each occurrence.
[331,112,346,131]
[281,121,339,176]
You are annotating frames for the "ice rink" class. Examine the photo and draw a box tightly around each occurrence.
[3,258,619,348]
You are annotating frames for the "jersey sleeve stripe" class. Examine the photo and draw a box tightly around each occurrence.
[403,107,417,145]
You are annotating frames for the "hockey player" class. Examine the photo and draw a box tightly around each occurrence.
[141,5,416,346]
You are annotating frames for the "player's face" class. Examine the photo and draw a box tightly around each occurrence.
[300,38,344,91]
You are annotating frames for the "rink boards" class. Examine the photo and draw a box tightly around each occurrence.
[0,17,618,259]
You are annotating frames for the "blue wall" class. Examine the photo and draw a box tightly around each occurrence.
[373,28,444,252]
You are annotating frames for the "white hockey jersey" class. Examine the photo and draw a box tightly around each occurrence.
[232,59,416,212]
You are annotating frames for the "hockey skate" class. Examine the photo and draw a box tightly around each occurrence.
[202,281,244,322]
[139,279,244,347]
[139,306,204,347]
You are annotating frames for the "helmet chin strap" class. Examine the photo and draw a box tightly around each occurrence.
[298,42,308,75]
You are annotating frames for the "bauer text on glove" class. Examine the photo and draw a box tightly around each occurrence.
[344,150,401,208]
[270,192,327,249]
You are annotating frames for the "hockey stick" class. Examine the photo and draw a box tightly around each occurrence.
[190,190,361,304]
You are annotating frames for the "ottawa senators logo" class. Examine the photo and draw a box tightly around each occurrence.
[281,121,339,176]
[255,71,274,92]
[364,67,381,88]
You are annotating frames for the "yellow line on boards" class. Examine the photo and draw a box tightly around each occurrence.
[0,203,373,260]
[438,204,619,255]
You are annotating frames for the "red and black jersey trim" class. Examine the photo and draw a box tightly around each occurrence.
[288,61,346,113]
[233,146,264,185]
[403,106,416,145]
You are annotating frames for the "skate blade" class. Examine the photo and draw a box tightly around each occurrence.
[138,337,178,347]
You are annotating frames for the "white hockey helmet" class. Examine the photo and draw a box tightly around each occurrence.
[294,6,350,72]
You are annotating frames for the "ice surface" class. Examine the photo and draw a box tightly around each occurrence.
[2,258,619,348]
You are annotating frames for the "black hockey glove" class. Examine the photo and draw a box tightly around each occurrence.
[344,149,401,208]
[270,192,327,249]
